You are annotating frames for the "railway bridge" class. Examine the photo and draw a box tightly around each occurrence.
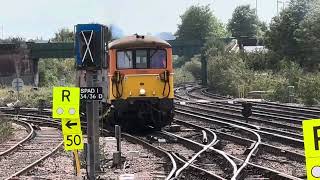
[0,37,260,86]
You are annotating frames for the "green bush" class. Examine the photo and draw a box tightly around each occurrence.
[297,74,320,106]
[173,56,187,68]
[0,87,52,107]
[277,60,303,87]
[174,68,195,85]
[182,55,202,79]
[242,50,281,71]
[207,53,253,96]
[0,119,12,143]
[39,58,76,87]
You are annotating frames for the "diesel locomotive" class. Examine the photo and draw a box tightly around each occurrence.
[77,32,174,130]
[106,35,174,129]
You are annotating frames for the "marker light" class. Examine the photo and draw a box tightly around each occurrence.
[139,88,146,96]
[312,166,320,178]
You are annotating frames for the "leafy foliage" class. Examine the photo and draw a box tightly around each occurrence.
[202,37,226,56]
[38,58,75,87]
[227,5,259,38]
[0,119,12,143]
[295,0,320,71]
[241,50,281,71]
[297,73,320,105]
[174,68,195,85]
[173,56,187,68]
[38,29,76,87]
[182,56,202,79]
[176,5,227,42]
[0,86,52,107]
[51,28,74,42]
[264,0,312,62]
[207,53,252,96]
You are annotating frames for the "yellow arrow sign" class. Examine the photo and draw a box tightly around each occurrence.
[61,118,83,151]
[61,118,82,134]
[52,87,80,119]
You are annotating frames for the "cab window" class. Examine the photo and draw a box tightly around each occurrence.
[117,50,133,69]
[136,50,148,69]
[116,49,167,69]
[150,49,166,68]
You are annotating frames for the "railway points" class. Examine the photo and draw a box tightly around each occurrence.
[0,82,318,179]
[0,11,319,179]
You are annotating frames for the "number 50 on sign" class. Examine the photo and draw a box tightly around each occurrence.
[63,134,84,151]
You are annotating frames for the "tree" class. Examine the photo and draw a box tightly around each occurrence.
[264,0,311,62]
[295,0,320,71]
[176,5,226,42]
[51,28,74,42]
[227,5,259,39]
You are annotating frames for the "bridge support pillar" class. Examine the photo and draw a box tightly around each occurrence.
[32,58,39,87]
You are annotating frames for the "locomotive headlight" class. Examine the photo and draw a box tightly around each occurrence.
[139,88,146,96]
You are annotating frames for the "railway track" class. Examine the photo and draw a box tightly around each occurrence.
[0,85,312,179]
[174,85,308,178]
[0,119,34,156]
[175,108,305,179]
[0,115,63,180]
[200,88,320,119]
[0,110,177,179]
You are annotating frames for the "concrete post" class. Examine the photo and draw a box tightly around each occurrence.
[32,58,39,87]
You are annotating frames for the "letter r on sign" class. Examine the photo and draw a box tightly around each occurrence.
[62,90,71,102]
[314,126,320,151]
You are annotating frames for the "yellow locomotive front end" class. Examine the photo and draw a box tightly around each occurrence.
[106,35,174,130]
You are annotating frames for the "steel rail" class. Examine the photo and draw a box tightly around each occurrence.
[175,108,304,146]
[2,113,177,179]
[176,104,303,137]
[173,121,232,179]
[201,88,320,117]
[0,114,63,179]
[231,125,261,180]
[166,127,302,180]
[5,141,63,180]
[170,153,226,180]
[114,131,177,180]
[0,119,35,156]
[160,130,237,179]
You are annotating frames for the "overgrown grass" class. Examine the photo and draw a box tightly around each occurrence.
[0,118,12,143]
[0,86,52,107]
[205,52,320,106]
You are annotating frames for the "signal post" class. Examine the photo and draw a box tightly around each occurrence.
[75,24,108,179]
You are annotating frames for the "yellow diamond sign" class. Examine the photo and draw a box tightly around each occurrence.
[52,87,80,119]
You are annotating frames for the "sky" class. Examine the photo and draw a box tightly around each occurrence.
[0,0,287,40]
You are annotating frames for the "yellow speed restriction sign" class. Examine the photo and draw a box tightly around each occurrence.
[52,87,80,119]
[61,118,83,151]
[63,133,84,151]
[303,119,320,179]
